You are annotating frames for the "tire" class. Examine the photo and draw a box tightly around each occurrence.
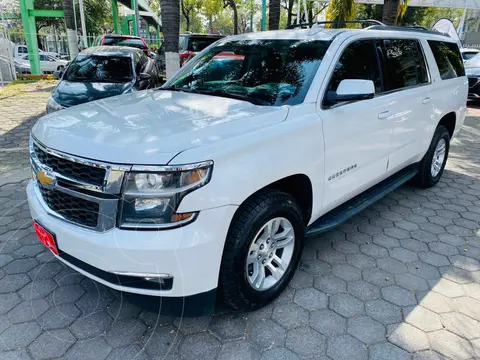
[219,190,305,311]
[57,65,65,71]
[413,125,450,188]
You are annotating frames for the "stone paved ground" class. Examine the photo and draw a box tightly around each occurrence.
[1,83,480,360]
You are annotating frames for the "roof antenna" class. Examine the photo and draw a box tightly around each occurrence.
[308,14,324,35]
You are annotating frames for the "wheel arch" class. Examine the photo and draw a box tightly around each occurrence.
[438,111,456,138]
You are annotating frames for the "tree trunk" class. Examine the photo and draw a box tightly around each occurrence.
[269,0,281,30]
[63,0,79,59]
[180,0,190,32]
[161,0,180,78]
[382,0,400,25]
[232,1,238,34]
[286,0,294,26]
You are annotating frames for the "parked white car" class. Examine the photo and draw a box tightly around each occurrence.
[16,54,68,74]
[12,44,61,59]
[27,22,467,314]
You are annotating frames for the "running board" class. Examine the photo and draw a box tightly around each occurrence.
[305,164,418,237]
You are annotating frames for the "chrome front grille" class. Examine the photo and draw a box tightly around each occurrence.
[33,143,106,187]
[30,137,130,232]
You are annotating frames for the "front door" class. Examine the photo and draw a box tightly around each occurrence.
[319,39,393,211]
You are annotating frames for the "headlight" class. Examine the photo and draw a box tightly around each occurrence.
[46,96,65,113]
[118,161,213,229]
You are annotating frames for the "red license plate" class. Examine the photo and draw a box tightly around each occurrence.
[33,221,59,256]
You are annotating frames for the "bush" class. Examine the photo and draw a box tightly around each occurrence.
[16,74,57,80]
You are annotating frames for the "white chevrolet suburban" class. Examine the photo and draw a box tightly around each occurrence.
[27,22,467,314]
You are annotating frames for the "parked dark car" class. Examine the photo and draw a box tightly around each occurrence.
[156,33,224,77]
[47,46,160,113]
[92,34,152,57]
[465,54,480,101]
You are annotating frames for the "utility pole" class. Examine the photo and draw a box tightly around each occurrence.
[261,0,266,30]
[78,0,87,48]
[132,0,140,35]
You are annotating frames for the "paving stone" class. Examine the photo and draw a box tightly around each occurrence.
[411,230,438,243]
[381,286,417,306]
[300,259,331,276]
[429,242,459,256]
[440,312,480,339]
[247,319,285,351]
[141,325,182,357]
[105,299,142,319]
[217,340,260,360]
[463,282,480,299]
[439,266,473,284]
[330,293,364,317]
[428,330,475,360]
[70,310,113,340]
[28,261,64,280]
[360,243,388,258]
[310,309,346,337]
[273,286,295,306]
[370,342,410,360]
[208,313,247,341]
[104,318,146,348]
[326,334,367,360]
[472,338,480,358]
[347,316,385,344]
[292,288,327,311]
[66,337,112,360]
[429,278,465,298]
[0,293,20,315]
[288,270,313,289]
[286,326,326,358]
[38,303,82,330]
[173,315,211,334]
[0,314,10,334]
[377,258,408,274]
[452,296,480,321]
[272,303,309,330]
[0,274,31,293]
[419,251,451,267]
[365,299,402,325]
[314,275,346,294]
[28,329,76,360]
[387,323,429,352]
[346,253,376,269]
[332,263,362,281]
[317,248,346,265]
[50,284,85,305]
[362,268,393,287]
[389,247,418,262]
[333,240,359,254]
[413,350,448,360]
[403,306,442,332]
[348,280,380,301]
[395,273,429,292]
[399,239,429,252]
[449,254,480,271]
[105,345,149,360]
[18,279,57,300]
[0,321,41,351]
[7,299,49,324]
[260,348,299,360]
[0,254,14,268]
[417,291,455,313]
[75,290,115,315]
[438,233,467,246]
[407,261,441,279]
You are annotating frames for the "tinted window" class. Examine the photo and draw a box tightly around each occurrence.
[65,55,133,82]
[428,40,465,80]
[187,37,221,52]
[166,40,330,106]
[18,46,27,54]
[325,40,381,103]
[379,39,428,91]
[462,51,478,61]
[103,37,147,50]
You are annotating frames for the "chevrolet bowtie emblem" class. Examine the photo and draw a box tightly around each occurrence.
[37,170,56,186]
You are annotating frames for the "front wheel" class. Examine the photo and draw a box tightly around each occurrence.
[219,190,305,311]
[413,125,450,188]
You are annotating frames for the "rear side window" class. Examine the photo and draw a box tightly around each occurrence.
[428,40,465,80]
[326,40,381,95]
[103,37,147,51]
[378,39,429,91]
[187,37,221,52]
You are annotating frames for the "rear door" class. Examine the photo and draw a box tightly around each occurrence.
[319,39,394,211]
[377,38,432,172]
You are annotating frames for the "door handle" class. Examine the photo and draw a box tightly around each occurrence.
[422,97,431,104]
[378,111,392,119]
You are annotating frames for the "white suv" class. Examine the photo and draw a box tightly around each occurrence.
[27,23,467,314]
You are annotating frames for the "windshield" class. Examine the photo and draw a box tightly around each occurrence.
[65,55,133,82]
[164,39,330,106]
[465,53,480,68]
[103,37,146,50]
[462,51,479,61]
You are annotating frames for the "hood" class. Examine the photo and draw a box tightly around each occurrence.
[32,90,289,165]
[466,67,480,77]
[53,81,134,107]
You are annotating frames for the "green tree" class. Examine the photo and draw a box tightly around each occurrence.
[223,0,239,34]
[212,8,234,34]
[326,0,355,26]
[181,0,202,31]
[79,0,112,35]
[204,0,223,32]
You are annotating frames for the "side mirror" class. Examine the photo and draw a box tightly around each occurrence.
[53,70,64,79]
[138,73,151,81]
[327,79,375,104]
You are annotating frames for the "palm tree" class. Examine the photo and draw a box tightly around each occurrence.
[161,0,180,78]
[63,0,79,59]
[382,0,401,25]
[326,0,355,27]
[269,0,281,30]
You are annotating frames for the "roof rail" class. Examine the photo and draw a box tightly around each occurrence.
[366,25,443,36]
[285,19,385,30]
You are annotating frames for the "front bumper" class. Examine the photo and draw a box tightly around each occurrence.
[27,181,237,298]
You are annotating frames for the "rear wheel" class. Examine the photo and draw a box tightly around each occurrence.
[414,125,450,188]
[219,190,304,311]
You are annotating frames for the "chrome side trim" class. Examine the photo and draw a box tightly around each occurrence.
[112,271,173,279]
